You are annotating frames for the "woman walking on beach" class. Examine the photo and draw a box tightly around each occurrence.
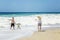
[36,16,42,32]
[9,17,15,30]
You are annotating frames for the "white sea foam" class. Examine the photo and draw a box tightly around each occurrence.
[0,14,60,40]
[0,14,60,27]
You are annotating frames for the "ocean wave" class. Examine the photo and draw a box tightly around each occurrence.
[0,14,60,27]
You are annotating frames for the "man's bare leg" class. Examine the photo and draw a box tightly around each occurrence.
[13,26,15,30]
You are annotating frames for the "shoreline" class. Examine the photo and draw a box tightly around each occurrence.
[17,28,60,40]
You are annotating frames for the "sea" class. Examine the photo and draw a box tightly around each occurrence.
[0,12,60,26]
[0,12,60,40]
[0,12,59,17]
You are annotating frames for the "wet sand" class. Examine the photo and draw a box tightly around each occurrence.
[17,28,60,40]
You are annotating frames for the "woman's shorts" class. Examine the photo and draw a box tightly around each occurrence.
[38,23,41,26]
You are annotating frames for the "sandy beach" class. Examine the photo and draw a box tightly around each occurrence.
[17,28,60,40]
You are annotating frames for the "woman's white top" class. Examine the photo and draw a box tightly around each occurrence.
[38,20,41,24]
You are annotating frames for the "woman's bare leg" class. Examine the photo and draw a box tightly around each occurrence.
[38,26,39,32]
[40,26,41,31]
[38,26,41,32]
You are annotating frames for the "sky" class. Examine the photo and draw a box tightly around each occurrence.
[0,0,59,12]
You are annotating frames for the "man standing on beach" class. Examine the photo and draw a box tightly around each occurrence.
[9,17,15,30]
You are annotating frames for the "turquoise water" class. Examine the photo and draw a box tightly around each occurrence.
[0,12,60,17]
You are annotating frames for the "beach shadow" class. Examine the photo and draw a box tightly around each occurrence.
[41,30,45,32]
[37,30,46,32]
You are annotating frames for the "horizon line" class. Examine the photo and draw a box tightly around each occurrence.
[0,12,60,13]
